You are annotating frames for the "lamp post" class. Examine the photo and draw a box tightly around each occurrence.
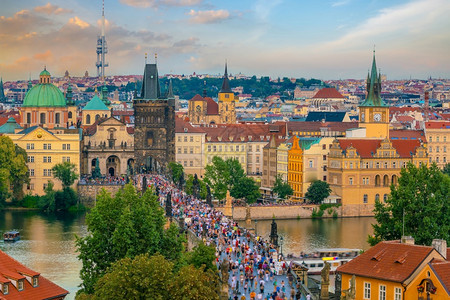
[255,220,258,237]
[280,236,284,256]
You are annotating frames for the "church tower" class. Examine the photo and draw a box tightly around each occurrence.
[218,62,236,124]
[358,51,390,139]
[0,78,6,103]
[134,58,175,174]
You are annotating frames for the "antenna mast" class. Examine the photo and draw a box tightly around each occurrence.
[96,0,108,79]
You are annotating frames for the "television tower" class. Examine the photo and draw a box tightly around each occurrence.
[96,0,108,79]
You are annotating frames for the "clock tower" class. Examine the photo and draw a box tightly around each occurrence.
[359,51,390,139]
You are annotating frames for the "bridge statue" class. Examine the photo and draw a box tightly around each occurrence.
[341,275,356,300]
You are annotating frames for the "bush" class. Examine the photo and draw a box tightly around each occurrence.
[68,204,87,213]
[327,208,333,215]
[332,211,338,219]
[312,208,324,219]
[19,195,41,208]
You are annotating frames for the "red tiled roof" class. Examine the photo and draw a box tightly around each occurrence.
[430,259,450,295]
[390,130,426,142]
[287,121,358,134]
[312,88,345,99]
[0,250,68,299]
[338,139,382,158]
[202,123,286,143]
[337,241,436,283]
[189,94,205,101]
[425,121,450,129]
[175,118,206,133]
[390,139,422,158]
[204,97,218,115]
[126,127,134,134]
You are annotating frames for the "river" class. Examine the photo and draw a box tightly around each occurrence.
[0,210,374,299]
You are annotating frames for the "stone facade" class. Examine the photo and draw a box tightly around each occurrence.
[77,184,123,207]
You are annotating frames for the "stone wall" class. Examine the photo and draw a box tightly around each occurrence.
[217,204,375,220]
[77,184,123,207]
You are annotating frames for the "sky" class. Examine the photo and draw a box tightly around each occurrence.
[1,0,449,81]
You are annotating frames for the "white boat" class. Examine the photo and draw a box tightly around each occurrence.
[287,248,360,275]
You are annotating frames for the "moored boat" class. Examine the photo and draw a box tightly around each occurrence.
[3,231,20,242]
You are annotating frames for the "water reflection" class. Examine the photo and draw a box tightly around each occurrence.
[0,210,87,300]
[242,217,375,255]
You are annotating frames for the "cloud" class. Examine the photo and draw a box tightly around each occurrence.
[119,0,201,8]
[0,10,52,35]
[68,16,90,29]
[331,0,350,7]
[33,50,53,61]
[253,0,282,21]
[187,9,230,24]
[34,3,73,15]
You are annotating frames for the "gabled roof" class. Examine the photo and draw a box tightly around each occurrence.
[175,118,206,133]
[83,95,109,111]
[204,97,218,115]
[430,259,450,295]
[338,139,381,158]
[0,117,22,134]
[189,94,205,102]
[337,241,437,283]
[0,249,68,299]
[312,88,345,99]
[425,121,450,129]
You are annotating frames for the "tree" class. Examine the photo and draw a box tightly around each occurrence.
[0,136,29,203]
[76,184,185,294]
[305,180,331,204]
[272,174,293,199]
[185,174,207,199]
[168,162,184,187]
[204,156,246,200]
[443,163,450,176]
[52,162,78,189]
[186,242,216,272]
[369,163,450,246]
[170,265,220,300]
[231,176,260,204]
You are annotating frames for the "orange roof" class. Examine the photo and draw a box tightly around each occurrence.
[390,129,426,142]
[425,121,450,129]
[338,139,381,158]
[312,88,345,99]
[287,121,358,134]
[175,118,206,133]
[337,241,436,283]
[430,259,450,294]
[0,250,68,299]
[204,97,218,115]
[189,94,205,101]
[390,139,422,157]
[202,123,286,143]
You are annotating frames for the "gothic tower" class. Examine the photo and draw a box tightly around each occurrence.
[218,62,236,124]
[358,51,390,139]
[134,60,175,173]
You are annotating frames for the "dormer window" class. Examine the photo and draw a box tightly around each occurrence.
[3,283,8,294]
[18,279,24,291]
[33,276,39,287]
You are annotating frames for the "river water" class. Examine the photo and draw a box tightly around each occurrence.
[0,210,374,299]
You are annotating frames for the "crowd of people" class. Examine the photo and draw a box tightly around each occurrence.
[133,173,304,300]
[79,175,128,185]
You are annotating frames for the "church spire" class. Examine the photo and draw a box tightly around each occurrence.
[66,81,74,106]
[360,50,386,107]
[167,79,174,99]
[220,61,232,93]
[0,77,5,103]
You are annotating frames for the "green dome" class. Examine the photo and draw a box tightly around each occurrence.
[40,69,51,76]
[22,83,66,107]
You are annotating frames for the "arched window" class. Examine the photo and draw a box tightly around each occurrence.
[40,113,46,124]
[383,175,389,187]
[375,175,381,186]
[375,194,380,202]
[383,194,388,202]
[86,114,91,124]
[91,158,97,167]
[68,111,73,118]
[95,114,100,121]
[55,113,60,124]
[392,175,398,185]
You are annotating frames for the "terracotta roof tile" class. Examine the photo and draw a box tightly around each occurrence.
[312,88,345,99]
[175,118,206,133]
[425,121,450,129]
[337,241,435,283]
[204,97,219,115]
[390,130,426,142]
[189,94,205,101]
[202,123,286,143]
[390,139,422,158]
[430,259,450,295]
[338,139,381,158]
[0,250,68,299]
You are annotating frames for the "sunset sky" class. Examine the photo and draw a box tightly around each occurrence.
[1,0,449,81]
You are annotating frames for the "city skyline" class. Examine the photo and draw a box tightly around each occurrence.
[1,0,450,81]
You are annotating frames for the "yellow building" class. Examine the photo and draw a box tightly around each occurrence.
[425,121,449,168]
[81,93,110,126]
[288,136,303,200]
[338,239,450,300]
[8,127,81,195]
[175,118,206,176]
[217,63,237,124]
[276,141,290,182]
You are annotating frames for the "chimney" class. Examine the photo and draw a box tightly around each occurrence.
[401,236,415,245]
[432,239,447,260]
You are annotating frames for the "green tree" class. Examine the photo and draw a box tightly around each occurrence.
[76,184,185,295]
[369,163,450,246]
[185,174,207,199]
[52,161,78,189]
[272,174,293,199]
[168,162,184,186]
[170,265,219,300]
[0,136,29,203]
[231,176,260,203]
[186,242,216,272]
[204,156,246,200]
[443,163,450,176]
[305,180,331,204]
[39,181,56,212]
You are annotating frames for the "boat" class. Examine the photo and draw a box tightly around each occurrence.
[3,231,20,242]
[287,248,360,275]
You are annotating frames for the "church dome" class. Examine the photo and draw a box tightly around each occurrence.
[22,68,66,107]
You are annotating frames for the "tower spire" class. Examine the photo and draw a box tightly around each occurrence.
[220,61,231,93]
[360,50,386,107]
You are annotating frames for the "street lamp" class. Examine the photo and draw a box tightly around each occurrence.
[280,236,284,256]
[255,220,258,237]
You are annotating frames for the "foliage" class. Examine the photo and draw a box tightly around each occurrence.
[76,184,185,294]
[305,180,331,204]
[185,174,207,199]
[170,265,220,300]
[0,136,29,203]
[443,163,450,176]
[332,211,338,219]
[272,174,293,199]
[369,163,450,246]
[204,156,258,202]
[186,242,216,272]
[319,203,341,211]
[39,181,56,212]
[19,194,41,209]
[168,162,184,186]
[231,176,260,204]
[311,208,324,219]
[52,162,78,189]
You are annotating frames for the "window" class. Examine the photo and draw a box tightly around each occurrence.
[26,143,34,150]
[429,136,432,142]
[219,145,222,152]
[63,157,70,162]
[394,287,401,300]
[429,146,433,153]
[3,283,8,294]
[55,113,60,124]
[256,145,260,152]
[27,156,34,163]
[43,183,48,190]
[62,144,71,150]
[207,145,211,152]
[43,169,52,177]
[32,277,39,287]
[349,177,353,185]
[323,155,327,161]
[183,161,187,167]
[249,145,252,152]
[363,194,368,203]
[350,162,353,169]
[383,194,388,202]
[189,161,193,167]
[364,282,371,299]
[86,114,91,124]
[309,160,313,168]
[184,136,187,142]
[376,162,380,168]
[436,146,440,153]
[43,143,52,150]
[256,156,260,163]
[444,146,447,153]
[183,147,187,154]
[213,145,217,152]
[322,144,326,150]
[177,136,181,142]
[40,112,46,124]
[43,156,51,163]
[190,136,193,142]
[444,156,447,163]
[436,136,439,142]
[375,194,380,201]
[30,169,34,176]
[379,285,386,300]
[436,157,439,163]
[18,280,23,291]
[177,147,181,154]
